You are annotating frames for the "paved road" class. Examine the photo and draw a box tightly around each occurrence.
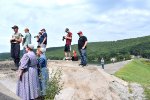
[101,60,132,74]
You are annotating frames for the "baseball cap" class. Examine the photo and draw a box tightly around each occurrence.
[12,25,19,29]
[41,28,46,32]
[77,31,82,35]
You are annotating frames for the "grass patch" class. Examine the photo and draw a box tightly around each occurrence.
[114,59,150,99]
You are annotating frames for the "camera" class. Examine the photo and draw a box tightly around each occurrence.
[11,39,16,43]
[34,35,39,38]
[34,32,42,38]
[62,36,65,41]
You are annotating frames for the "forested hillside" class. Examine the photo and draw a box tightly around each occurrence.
[0,35,150,63]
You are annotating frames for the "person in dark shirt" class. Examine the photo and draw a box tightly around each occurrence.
[39,28,47,48]
[36,32,42,46]
[63,28,72,60]
[77,31,88,66]
[10,25,22,71]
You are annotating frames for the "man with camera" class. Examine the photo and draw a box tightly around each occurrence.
[37,29,47,48]
[22,28,31,54]
[63,28,72,60]
[10,25,22,70]
[35,32,42,47]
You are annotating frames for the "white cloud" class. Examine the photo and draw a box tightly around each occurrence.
[0,0,150,53]
[55,0,82,6]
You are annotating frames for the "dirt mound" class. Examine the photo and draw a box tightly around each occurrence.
[0,60,145,100]
[0,61,20,100]
[48,60,144,100]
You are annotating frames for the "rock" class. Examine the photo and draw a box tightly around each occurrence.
[47,60,145,100]
[54,87,76,100]
[0,60,145,100]
[129,83,145,100]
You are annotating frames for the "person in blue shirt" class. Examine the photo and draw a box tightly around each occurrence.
[36,47,49,96]
[38,29,47,48]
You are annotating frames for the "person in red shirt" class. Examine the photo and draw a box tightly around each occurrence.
[73,50,77,57]
[72,50,78,61]
[63,28,72,60]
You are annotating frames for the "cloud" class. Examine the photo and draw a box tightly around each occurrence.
[0,0,150,53]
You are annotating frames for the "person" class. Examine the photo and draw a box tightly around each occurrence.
[101,58,105,69]
[77,31,88,67]
[111,58,115,64]
[10,25,22,71]
[36,32,42,46]
[22,28,31,54]
[16,44,40,100]
[39,28,47,48]
[63,28,72,60]
[36,47,49,96]
[71,50,78,61]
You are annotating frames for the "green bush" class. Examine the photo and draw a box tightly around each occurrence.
[45,68,63,100]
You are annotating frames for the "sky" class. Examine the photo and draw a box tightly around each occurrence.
[0,0,150,53]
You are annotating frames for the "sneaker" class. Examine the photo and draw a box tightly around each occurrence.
[79,63,83,66]
[82,64,87,67]
[65,58,71,60]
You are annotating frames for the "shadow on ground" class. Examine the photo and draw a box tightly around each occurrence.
[0,92,17,100]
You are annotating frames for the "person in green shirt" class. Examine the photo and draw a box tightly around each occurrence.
[22,28,31,54]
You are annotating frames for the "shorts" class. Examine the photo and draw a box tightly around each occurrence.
[64,45,71,52]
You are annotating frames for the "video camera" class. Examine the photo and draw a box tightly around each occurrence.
[62,36,66,41]
[34,35,39,38]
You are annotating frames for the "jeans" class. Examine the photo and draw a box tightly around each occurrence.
[39,68,49,95]
[79,49,87,66]
[41,44,47,48]
[11,43,20,68]
[23,47,26,55]
[101,64,104,69]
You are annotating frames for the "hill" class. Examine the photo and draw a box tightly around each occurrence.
[0,35,150,63]
[44,35,150,63]
[0,60,144,100]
